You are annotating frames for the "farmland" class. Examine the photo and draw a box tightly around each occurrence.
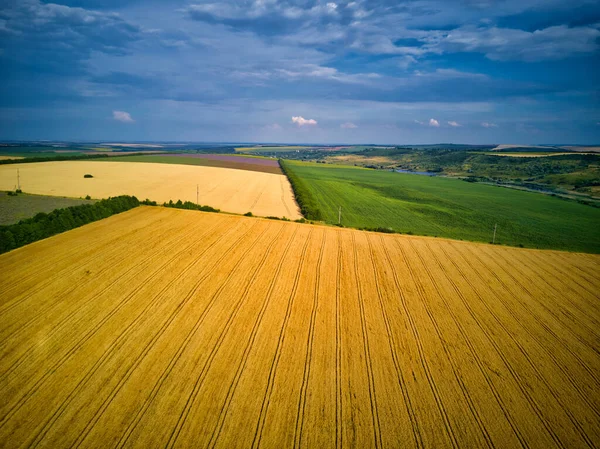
[235,145,310,152]
[0,206,598,448]
[318,147,600,199]
[0,161,300,219]
[0,192,95,225]
[281,160,600,253]
[110,154,283,175]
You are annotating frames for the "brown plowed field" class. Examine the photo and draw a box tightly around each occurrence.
[0,206,598,448]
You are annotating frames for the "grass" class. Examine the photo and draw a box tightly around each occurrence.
[282,160,600,253]
[0,192,96,225]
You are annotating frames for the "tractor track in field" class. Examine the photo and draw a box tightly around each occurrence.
[1,207,598,449]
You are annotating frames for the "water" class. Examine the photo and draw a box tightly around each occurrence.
[394,169,437,176]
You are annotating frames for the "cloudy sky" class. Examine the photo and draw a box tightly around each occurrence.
[0,0,599,144]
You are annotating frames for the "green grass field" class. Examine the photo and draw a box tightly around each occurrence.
[282,160,600,253]
[0,192,96,225]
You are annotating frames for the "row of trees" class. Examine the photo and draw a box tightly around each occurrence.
[162,199,220,213]
[279,159,323,221]
[0,195,140,254]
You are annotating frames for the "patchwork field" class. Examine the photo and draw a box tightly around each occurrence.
[0,161,300,219]
[235,146,310,152]
[0,206,598,448]
[111,154,283,175]
[484,152,593,158]
[281,160,600,253]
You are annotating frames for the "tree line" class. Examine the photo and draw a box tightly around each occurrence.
[0,195,140,254]
[279,159,323,221]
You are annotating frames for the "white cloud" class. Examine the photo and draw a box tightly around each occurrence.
[437,25,600,62]
[396,55,417,69]
[481,121,498,128]
[429,118,439,127]
[292,116,317,126]
[263,123,282,130]
[276,64,378,85]
[341,122,357,129]
[414,68,488,80]
[447,120,461,127]
[113,110,134,123]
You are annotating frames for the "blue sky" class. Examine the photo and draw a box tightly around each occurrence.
[0,0,599,144]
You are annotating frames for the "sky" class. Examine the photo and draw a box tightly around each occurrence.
[0,0,599,144]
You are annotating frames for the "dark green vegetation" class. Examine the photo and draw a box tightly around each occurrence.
[0,195,139,254]
[0,192,96,225]
[322,146,600,200]
[282,160,600,253]
[107,154,283,175]
[162,199,220,213]
[84,174,94,178]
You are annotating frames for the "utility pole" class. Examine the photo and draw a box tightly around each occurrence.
[492,223,497,244]
[338,206,342,225]
[17,169,20,191]
[196,184,199,205]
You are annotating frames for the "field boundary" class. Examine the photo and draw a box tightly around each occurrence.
[0,196,140,254]
[279,159,323,221]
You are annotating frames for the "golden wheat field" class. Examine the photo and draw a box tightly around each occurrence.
[0,206,599,449]
[0,161,301,219]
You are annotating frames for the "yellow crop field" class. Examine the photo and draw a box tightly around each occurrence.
[0,207,598,448]
[0,161,300,219]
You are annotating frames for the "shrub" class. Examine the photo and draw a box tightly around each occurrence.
[244,212,253,217]
[163,200,220,213]
[85,195,91,200]
[358,226,396,234]
[84,174,94,178]
[7,191,17,196]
